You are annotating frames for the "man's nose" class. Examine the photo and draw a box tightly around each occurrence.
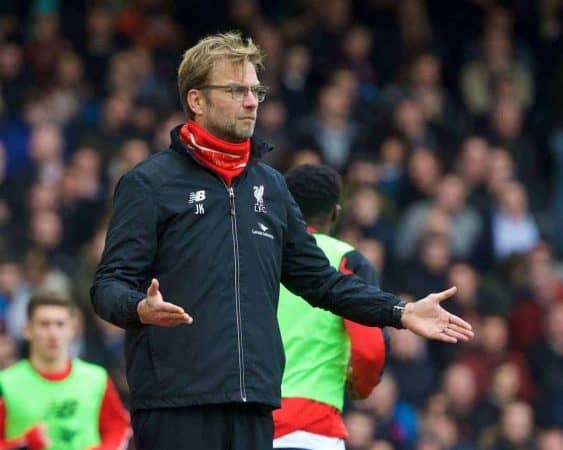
[243,89,258,108]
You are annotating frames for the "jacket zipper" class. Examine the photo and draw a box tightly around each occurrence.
[226,184,247,402]
[178,140,251,402]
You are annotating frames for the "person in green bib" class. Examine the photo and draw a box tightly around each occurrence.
[274,164,389,450]
[0,292,131,450]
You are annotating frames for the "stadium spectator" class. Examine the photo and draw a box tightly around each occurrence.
[395,174,482,261]
[528,302,563,427]
[460,21,534,116]
[294,82,366,172]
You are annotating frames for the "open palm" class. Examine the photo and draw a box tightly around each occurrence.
[402,287,474,343]
[137,278,193,327]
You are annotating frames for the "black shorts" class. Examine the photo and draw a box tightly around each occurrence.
[132,402,274,450]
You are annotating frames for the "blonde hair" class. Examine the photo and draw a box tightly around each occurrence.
[177,31,264,117]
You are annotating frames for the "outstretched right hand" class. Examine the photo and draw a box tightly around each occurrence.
[137,278,193,327]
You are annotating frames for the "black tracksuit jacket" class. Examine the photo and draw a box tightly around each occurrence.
[90,126,403,412]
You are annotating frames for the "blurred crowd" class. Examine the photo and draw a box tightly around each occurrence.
[0,0,563,449]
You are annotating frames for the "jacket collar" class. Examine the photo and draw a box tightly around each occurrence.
[169,124,273,160]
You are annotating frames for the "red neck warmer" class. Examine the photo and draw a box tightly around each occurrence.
[179,120,250,186]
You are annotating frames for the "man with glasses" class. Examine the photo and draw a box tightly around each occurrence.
[91,31,473,450]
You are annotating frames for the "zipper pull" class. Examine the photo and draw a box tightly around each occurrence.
[228,187,235,216]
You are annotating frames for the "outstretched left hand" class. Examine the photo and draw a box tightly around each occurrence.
[401,286,474,343]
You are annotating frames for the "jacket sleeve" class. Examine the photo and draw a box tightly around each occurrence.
[90,171,158,329]
[280,185,404,328]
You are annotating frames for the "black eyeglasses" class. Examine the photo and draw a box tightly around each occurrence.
[197,84,269,102]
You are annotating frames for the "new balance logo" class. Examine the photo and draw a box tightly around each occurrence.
[188,190,206,203]
[189,190,206,215]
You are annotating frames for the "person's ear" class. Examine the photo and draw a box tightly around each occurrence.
[187,89,205,116]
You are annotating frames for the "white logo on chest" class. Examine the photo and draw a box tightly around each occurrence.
[253,185,266,213]
[188,190,206,203]
[188,190,206,215]
[252,222,274,240]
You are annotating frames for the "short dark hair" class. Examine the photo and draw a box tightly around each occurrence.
[27,291,75,320]
[285,164,341,219]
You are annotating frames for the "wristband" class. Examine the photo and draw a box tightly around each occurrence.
[392,300,407,329]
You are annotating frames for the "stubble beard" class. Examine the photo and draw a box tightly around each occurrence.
[215,119,254,142]
[205,106,255,142]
